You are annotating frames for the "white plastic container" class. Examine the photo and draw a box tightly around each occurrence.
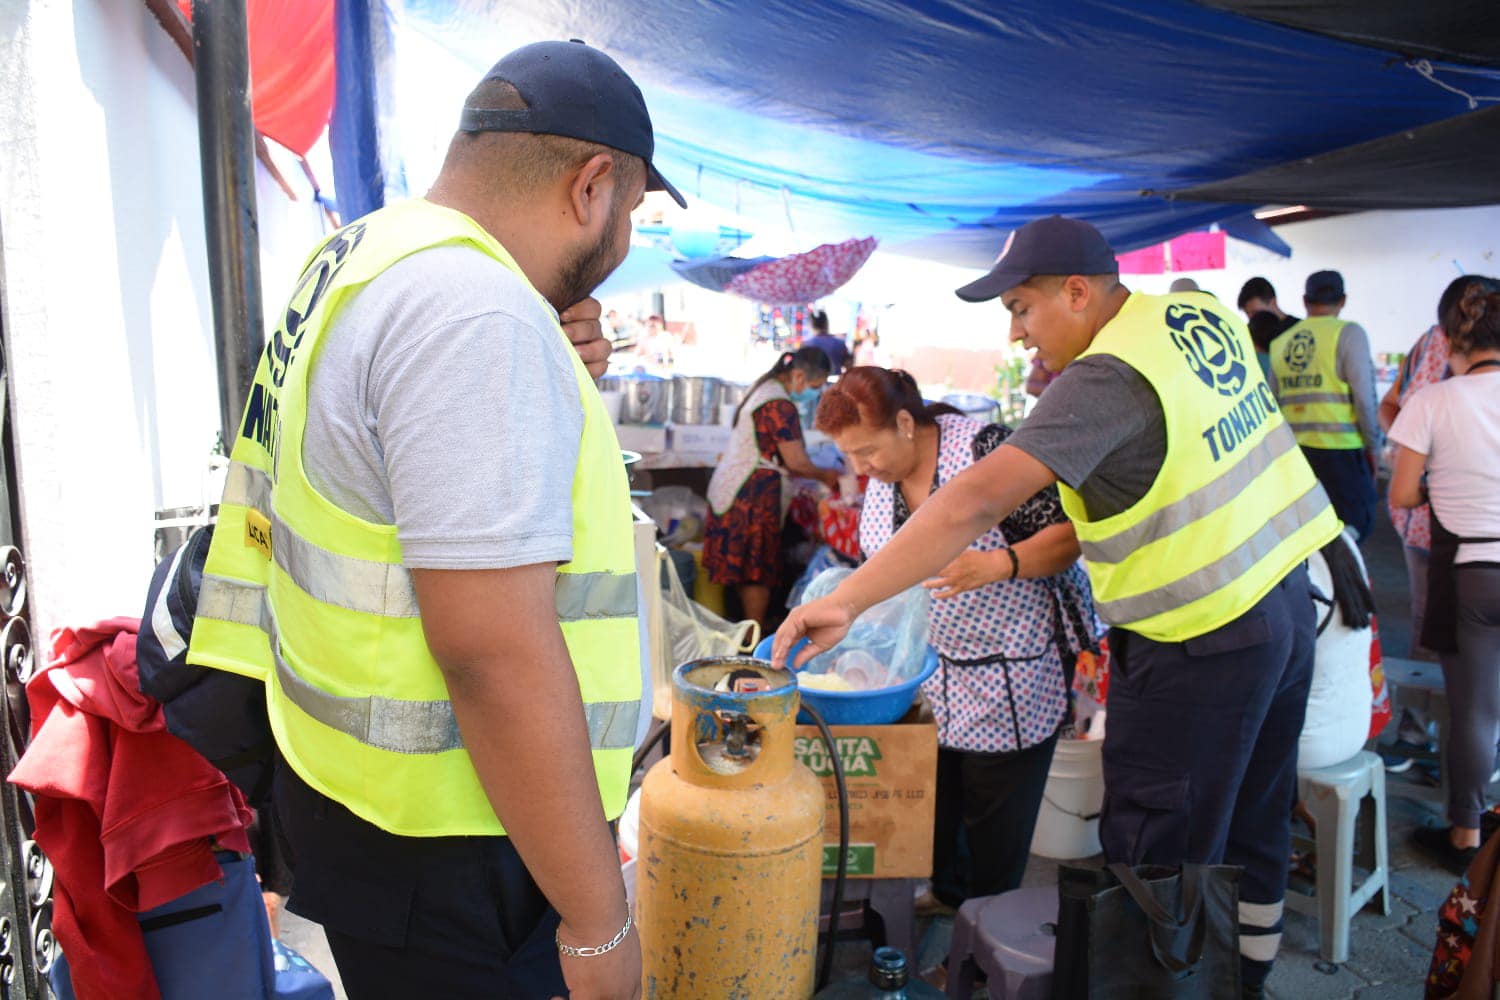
[1029,736,1104,860]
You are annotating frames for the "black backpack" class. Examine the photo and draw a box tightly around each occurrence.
[136,525,277,810]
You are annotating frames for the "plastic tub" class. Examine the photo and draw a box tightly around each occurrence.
[751,637,938,726]
[1029,736,1104,860]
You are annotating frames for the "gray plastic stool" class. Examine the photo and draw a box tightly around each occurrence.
[1286,749,1392,963]
[945,887,1054,1000]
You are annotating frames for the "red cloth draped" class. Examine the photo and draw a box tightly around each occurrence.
[177,0,335,155]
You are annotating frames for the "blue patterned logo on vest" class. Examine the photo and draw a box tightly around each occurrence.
[1283,328,1316,373]
[1166,303,1247,398]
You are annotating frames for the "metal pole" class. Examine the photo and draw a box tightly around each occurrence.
[192,0,264,452]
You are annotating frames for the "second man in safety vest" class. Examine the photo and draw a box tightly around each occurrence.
[1269,269,1382,540]
[187,40,681,1000]
[775,216,1340,998]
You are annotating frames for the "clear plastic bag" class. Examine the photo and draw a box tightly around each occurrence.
[640,485,709,546]
[796,568,931,690]
[659,548,759,675]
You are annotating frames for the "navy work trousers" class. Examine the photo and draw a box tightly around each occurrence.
[1099,565,1315,914]
[274,764,567,999]
[1302,446,1376,542]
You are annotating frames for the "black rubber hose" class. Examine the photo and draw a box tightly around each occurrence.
[631,717,669,776]
[802,701,848,993]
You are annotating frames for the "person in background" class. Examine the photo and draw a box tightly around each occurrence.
[1247,311,1284,386]
[1169,276,1202,294]
[1297,530,1377,772]
[853,329,883,368]
[775,215,1340,996]
[644,313,677,367]
[803,308,852,374]
[815,366,1100,912]
[1238,276,1300,337]
[705,348,840,629]
[1269,270,1382,541]
[1377,278,1482,770]
[185,39,681,999]
[1240,277,1301,389]
[1390,276,1500,873]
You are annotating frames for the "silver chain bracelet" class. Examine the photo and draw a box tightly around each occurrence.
[556,909,633,959]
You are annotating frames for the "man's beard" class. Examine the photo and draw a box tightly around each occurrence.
[552,197,629,311]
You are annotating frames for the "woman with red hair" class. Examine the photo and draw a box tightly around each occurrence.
[815,367,1101,907]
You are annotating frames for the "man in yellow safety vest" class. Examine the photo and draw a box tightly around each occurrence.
[187,40,684,999]
[776,216,1340,997]
[1269,270,1383,540]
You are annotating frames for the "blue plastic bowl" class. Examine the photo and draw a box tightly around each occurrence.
[751,636,938,726]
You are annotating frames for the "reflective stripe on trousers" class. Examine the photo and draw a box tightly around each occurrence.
[196,572,641,753]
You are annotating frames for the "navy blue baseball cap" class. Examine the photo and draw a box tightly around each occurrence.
[955,215,1118,302]
[1304,270,1345,303]
[460,40,686,208]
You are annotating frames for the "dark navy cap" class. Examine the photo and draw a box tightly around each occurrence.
[460,40,686,208]
[955,215,1118,303]
[1304,269,1345,303]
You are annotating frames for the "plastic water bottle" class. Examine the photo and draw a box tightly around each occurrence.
[813,947,946,998]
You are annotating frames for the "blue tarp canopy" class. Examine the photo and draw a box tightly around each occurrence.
[337,0,1500,267]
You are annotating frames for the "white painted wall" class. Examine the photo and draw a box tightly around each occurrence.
[1132,206,1500,355]
[0,0,324,639]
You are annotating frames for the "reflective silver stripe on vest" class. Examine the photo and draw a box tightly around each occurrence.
[1081,426,1299,566]
[1278,392,1352,406]
[274,647,464,755]
[196,574,641,752]
[198,573,274,630]
[1286,420,1360,436]
[1092,483,1331,625]
[272,513,421,618]
[226,462,637,622]
[585,700,643,751]
[223,461,273,517]
[557,571,638,621]
[274,648,641,754]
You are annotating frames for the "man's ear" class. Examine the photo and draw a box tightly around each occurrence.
[1063,274,1093,313]
[566,152,617,227]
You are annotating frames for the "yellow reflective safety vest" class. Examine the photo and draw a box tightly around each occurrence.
[187,199,641,837]
[1058,293,1342,642]
[1269,317,1363,449]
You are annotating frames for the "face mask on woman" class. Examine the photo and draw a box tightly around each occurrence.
[790,387,822,406]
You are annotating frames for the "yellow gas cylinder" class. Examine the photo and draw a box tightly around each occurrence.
[637,657,825,999]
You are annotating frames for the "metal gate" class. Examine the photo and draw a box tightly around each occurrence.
[0,248,54,999]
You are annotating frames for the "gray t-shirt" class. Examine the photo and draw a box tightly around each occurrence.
[302,244,582,569]
[1006,356,1167,522]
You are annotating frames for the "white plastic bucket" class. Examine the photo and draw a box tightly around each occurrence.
[1029,736,1104,860]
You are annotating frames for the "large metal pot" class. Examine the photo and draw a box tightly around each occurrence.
[719,382,749,406]
[614,374,670,424]
[670,376,723,425]
[942,392,1001,425]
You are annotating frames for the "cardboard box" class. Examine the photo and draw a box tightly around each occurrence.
[793,702,937,879]
[668,422,731,456]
